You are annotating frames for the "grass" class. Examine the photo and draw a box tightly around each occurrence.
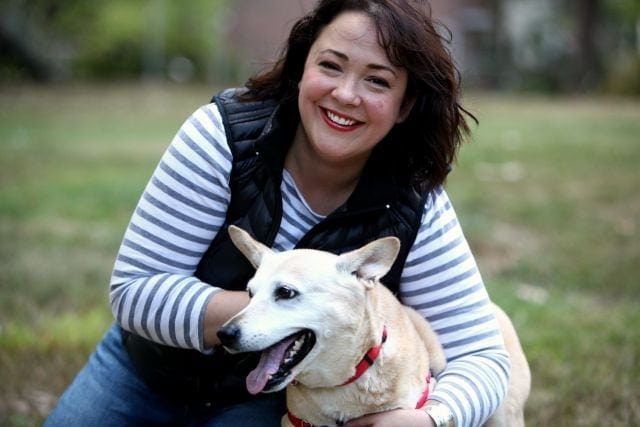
[451,94,640,425]
[0,84,638,426]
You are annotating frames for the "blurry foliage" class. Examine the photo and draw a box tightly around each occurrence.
[1,0,639,94]
[600,0,640,95]
[489,0,640,94]
[606,0,640,28]
[605,56,640,95]
[0,0,236,82]
[69,1,146,78]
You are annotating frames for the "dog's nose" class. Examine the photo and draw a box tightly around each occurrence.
[217,324,240,346]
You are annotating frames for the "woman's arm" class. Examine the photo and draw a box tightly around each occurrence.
[109,103,240,353]
[399,187,511,426]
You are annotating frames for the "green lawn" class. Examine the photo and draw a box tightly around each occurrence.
[1,85,638,426]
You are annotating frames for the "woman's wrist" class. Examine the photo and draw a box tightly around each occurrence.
[203,290,250,347]
[423,401,455,427]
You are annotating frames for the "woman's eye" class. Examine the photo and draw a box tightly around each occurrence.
[367,76,390,88]
[274,285,298,300]
[319,61,341,71]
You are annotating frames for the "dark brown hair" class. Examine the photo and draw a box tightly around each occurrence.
[244,0,475,193]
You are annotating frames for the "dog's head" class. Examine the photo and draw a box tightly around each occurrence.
[217,225,400,394]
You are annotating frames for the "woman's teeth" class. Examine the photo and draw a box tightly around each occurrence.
[326,110,356,126]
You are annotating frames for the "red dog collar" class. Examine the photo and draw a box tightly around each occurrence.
[287,411,316,427]
[287,327,434,426]
[342,326,388,385]
[287,372,432,427]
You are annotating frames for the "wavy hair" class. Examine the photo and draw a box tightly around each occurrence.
[243,0,475,193]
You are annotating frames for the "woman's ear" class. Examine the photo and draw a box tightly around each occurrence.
[396,94,417,123]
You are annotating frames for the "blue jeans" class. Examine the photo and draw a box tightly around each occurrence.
[45,324,286,426]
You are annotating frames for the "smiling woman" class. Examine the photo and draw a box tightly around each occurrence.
[44,2,506,427]
[291,11,414,214]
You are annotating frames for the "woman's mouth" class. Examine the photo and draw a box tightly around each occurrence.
[321,108,363,130]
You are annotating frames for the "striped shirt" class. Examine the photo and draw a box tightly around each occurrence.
[110,103,510,426]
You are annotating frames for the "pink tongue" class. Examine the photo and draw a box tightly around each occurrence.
[246,335,297,395]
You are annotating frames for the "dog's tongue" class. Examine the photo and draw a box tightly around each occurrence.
[246,335,297,395]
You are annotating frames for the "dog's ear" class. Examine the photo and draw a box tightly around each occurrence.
[228,225,273,268]
[336,237,401,288]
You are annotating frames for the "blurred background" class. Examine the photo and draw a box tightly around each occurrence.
[2,0,639,93]
[1,0,639,426]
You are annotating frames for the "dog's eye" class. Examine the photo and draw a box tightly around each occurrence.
[274,285,298,301]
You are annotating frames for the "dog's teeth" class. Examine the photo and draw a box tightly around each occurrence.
[285,350,297,361]
[282,333,309,367]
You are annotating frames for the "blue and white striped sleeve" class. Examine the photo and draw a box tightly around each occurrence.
[400,187,511,427]
[109,103,232,353]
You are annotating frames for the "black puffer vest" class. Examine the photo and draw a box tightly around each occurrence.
[195,88,427,293]
[123,88,428,404]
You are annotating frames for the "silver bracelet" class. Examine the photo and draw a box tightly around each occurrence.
[424,401,455,427]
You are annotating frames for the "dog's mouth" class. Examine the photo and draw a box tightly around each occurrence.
[246,329,316,395]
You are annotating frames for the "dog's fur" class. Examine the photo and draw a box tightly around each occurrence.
[219,226,530,426]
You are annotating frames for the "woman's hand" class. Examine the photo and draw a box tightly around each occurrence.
[203,290,250,347]
[345,378,439,427]
[345,408,435,427]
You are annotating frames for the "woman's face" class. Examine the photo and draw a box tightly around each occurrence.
[296,11,412,168]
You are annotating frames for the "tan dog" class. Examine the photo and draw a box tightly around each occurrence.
[218,225,530,426]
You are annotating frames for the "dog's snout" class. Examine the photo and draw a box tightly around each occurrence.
[217,324,241,346]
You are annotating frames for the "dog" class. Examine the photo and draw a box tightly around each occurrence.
[218,225,530,426]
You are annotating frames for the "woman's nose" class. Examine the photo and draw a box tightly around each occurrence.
[331,79,361,107]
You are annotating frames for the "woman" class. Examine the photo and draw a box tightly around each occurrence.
[46,1,510,426]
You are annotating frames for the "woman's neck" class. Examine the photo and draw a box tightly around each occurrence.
[284,129,368,216]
